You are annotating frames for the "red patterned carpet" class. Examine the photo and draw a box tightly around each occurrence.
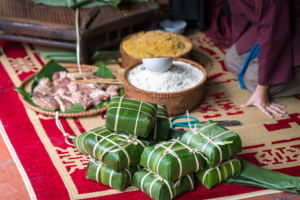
[0,29,300,199]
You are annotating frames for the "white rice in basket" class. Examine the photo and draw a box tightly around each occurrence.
[127,60,204,93]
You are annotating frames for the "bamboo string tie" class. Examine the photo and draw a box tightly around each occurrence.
[55,111,75,146]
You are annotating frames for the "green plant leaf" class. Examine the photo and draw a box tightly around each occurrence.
[90,100,111,110]
[91,50,121,63]
[104,0,121,7]
[119,86,124,96]
[63,103,86,113]
[94,62,116,78]
[38,52,78,62]
[37,50,121,63]
[63,101,110,113]
[31,60,68,93]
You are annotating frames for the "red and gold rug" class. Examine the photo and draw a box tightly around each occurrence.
[0,29,299,200]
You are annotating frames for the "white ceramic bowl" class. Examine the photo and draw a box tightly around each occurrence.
[160,20,187,35]
[142,57,173,74]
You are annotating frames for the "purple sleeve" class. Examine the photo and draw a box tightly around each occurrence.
[255,0,293,86]
[228,0,251,45]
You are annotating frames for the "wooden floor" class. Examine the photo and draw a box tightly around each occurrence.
[0,134,299,199]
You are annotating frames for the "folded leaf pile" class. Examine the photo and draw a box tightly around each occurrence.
[225,158,300,194]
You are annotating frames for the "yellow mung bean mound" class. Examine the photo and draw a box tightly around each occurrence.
[122,30,192,58]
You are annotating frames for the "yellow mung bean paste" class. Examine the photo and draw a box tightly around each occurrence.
[122,30,192,58]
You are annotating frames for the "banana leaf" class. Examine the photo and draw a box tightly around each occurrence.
[93,63,116,78]
[168,129,185,140]
[132,168,195,200]
[195,157,241,189]
[73,125,148,171]
[145,105,170,144]
[105,96,157,138]
[180,120,242,168]
[38,50,121,64]
[31,60,68,92]
[32,0,153,8]
[14,60,121,113]
[86,158,141,191]
[224,158,300,194]
[140,138,205,182]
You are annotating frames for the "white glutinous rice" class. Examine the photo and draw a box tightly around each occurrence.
[127,60,204,93]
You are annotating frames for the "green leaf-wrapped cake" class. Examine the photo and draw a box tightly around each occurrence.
[140,138,205,182]
[194,157,241,189]
[180,120,242,168]
[132,168,195,200]
[73,125,148,171]
[145,105,170,144]
[86,158,140,191]
[105,96,157,138]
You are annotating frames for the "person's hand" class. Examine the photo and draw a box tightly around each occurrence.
[241,85,286,118]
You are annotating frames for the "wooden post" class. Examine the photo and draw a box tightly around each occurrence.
[80,39,89,64]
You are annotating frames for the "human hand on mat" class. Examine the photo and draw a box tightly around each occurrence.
[241,85,286,118]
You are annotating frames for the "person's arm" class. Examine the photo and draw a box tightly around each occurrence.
[241,0,291,118]
[256,0,293,86]
[227,0,252,45]
[241,85,286,118]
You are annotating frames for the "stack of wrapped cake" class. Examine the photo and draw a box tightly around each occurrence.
[180,120,243,189]
[71,96,170,191]
[132,138,203,200]
[71,95,243,198]
[132,119,243,199]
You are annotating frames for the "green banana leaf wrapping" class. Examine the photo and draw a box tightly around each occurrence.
[86,158,140,191]
[132,168,195,200]
[140,138,205,182]
[194,157,241,189]
[72,125,149,171]
[145,105,170,144]
[180,120,242,168]
[225,158,300,194]
[105,96,157,138]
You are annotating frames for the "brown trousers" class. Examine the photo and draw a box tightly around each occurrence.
[224,44,300,98]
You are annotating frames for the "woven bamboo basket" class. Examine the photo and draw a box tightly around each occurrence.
[120,31,193,68]
[18,64,122,117]
[123,58,207,116]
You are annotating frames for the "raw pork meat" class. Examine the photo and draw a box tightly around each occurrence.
[33,78,53,95]
[32,92,60,111]
[106,85,120,99]
[32,71,121,111]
